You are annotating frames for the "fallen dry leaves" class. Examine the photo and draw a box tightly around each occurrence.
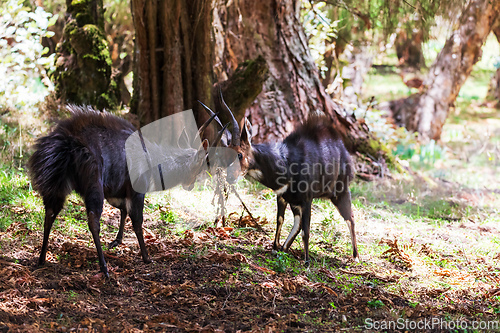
[0,221,499,332]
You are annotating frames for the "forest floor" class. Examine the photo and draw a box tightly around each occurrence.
[1,71,500,332]
[1,164,500,333]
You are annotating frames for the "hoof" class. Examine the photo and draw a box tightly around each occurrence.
[108,239,121,249]
[100,265,109,278]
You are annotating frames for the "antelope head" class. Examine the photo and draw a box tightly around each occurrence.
[198,95,253,183]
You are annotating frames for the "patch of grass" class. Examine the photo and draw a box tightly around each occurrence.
[367,299,385,309]
[0,120,23,164]
[0,166,43,231]
[271,251,294,273]
[65,290,79,303]
[160,208,178,224]
[363,71,409,102]
[52,194,88,234]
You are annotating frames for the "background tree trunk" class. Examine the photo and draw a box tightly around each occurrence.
[130,0,213,125]
[486,19,500,107]
[387,0,500,141]
[395,29,425,69]
[340,45,373,107]
[53,0,119,109]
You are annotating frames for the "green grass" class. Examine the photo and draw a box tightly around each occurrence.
[0,166,43,231]
[363,70,410,102]
[53,195,89,235]
[364,66,494,106]
[458,68,492,101]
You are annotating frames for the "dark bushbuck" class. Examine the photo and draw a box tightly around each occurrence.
[201,100,358,265]
[28,105,217,277]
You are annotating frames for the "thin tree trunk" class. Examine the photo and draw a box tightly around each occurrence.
[341,45,373,107]
[486,19,500,107]
[387,0,500,141]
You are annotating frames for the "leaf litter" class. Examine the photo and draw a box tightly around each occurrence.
[1,202,500,332]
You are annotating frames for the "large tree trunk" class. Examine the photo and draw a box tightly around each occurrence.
[130,0,213,125]
[387,0,500,141]
[214,0,379,158]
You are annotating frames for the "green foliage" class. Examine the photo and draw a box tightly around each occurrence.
[418,140,445,165]
[393,138,446,166]
[272,251,293,273]
[65,290,78,303]
[0,0,56,109]
[0,122,21,163]
[367,299,385,309]
[160,208,179,224]
[301,2,339,76]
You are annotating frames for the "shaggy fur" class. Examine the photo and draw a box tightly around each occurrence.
[28,106,150,277]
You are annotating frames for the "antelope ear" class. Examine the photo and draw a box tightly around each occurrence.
[201,138,209,152]
[240,118,253,146]
[178,128,191,149]
[195,139,209,158]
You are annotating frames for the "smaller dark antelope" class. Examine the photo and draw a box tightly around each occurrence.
[28,105,215,276]
[201,100,358,265]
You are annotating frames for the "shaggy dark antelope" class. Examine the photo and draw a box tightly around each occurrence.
[201,100,358,265]
[28,105,217,277]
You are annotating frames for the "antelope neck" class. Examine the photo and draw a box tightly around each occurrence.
[251,142,288,190]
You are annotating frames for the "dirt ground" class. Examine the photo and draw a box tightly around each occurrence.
[1,197,500,333]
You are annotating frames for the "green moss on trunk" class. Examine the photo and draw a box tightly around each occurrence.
[215,55,269,121]
[52,0,118,109]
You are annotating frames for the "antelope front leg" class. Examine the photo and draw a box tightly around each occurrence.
[273,196,287,250]
[301,200,312,266]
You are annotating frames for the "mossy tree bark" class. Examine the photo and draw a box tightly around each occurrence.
[53,0,119,109]
[212,55,269,126]
[387,0,500,141]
